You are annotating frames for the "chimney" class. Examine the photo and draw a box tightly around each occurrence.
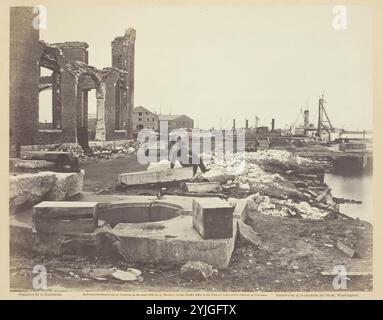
[304,110,309,128]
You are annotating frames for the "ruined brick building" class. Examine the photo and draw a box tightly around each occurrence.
[10,7,135,157]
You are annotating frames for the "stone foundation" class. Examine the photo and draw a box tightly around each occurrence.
[10,195,241,269]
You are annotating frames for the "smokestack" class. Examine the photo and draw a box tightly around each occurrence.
[304,110,309,128]
[233,119,236,129]
[245,119,249,129]
[271,118,275,131]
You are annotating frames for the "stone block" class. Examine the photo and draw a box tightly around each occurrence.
[119,167,194,186]
[185,182,222,193]
[47,170,84,200]
[9,172,56,213]
[9,170,84,213]
[9,158,55,172]
[33,201,98,234]
[21,151,80,172]
[192,197,234,239]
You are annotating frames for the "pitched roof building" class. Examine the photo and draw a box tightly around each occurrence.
[132,106,159,132]
[158,114,194,131]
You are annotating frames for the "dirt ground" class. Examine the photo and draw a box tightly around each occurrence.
[10,154,373,292]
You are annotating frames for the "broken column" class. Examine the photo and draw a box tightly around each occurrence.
[52,71,62,130]
[95,82,106,141]
[111,29,136,139]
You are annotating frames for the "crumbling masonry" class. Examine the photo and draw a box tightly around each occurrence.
[10,7,136,157]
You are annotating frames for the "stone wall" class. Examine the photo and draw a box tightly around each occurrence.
[10,7,40,156]
[53,42,89,64]
[10,7,136,148]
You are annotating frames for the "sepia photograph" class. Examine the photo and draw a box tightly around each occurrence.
[3,0,382,299]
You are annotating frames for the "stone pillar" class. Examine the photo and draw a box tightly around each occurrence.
[111,29,136,139]
[114,85,121,130]
[82,90,88,127]
[52,71,62,129]
[10,7,40,156]
[95,82,106,141]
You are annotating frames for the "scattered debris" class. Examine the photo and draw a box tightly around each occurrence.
[112,268,142,282]
[315,188,331,203]
[237,220,262,247]
[278,247,290,255]
[89,268,115,281]
[180,261,216,281]
[336,240,355,258]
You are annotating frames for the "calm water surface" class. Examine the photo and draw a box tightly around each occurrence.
[325,172,373,223]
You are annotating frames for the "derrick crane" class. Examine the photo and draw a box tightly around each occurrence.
[317,93,334,140]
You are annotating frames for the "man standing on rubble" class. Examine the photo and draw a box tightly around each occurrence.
[169,136,209,177]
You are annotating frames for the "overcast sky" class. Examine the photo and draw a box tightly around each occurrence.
[39,4,373,130]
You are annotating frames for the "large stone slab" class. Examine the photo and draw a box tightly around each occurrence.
[185,182,222,193]
[33,201,98,218]
[192,197,234,239]
[47,170,84,200]
[119,167,194,186]
[10,197,237,269]
[21,151,80,172]
[9,172,56,213]
[101,216,237,269]
[10,158,55,172]
[201,170,235,184]
[71,193,194,215]
[9,170,84,213]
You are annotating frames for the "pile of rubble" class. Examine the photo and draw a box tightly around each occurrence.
[201,151,312,193]
[21,140,140,161]
[250,194,329,220]
[199,150,336,220]
[89,142,138,160]
[248,149,312,165]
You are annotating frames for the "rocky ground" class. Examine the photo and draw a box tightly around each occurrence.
[10,149,373,292]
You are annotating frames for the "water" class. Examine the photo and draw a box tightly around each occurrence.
[325,172,373,223]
